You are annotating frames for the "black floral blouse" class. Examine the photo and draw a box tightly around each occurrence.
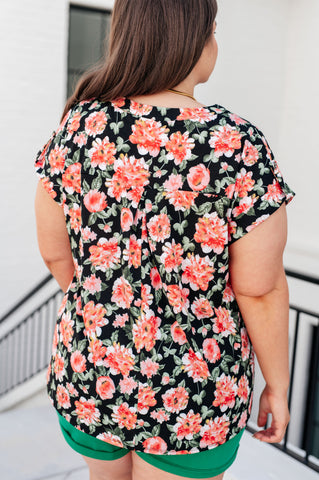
[35,98,294,455]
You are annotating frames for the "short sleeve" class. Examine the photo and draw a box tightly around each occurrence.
[34,109,74,206]
[228,127,295,244]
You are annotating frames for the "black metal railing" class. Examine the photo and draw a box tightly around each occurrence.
[0,269,318,472]
[0,275,62,397]
[247,269,319,472]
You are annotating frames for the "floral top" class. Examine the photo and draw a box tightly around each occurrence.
[35,97,294,455]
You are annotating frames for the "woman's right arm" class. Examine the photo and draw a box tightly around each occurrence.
[229,204,290,443]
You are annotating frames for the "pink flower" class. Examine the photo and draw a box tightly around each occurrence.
[119,376,138,394]
[187,164,210,191]
[83,274,102,294]
[141,358,160,378]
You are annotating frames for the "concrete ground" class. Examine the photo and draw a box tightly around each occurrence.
[0,403,318,480]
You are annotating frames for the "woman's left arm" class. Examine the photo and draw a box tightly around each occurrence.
[35,181,75,292]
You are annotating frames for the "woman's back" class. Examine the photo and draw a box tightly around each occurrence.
[35,97,293,453]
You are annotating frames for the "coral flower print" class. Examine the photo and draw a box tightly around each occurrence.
[160,240,184,273]
[166,284,190,314]
[191,298,214,319]
[262,180,285,203]
[174,410,202,440]
[140,358,160,378]
[203,338,221,363]
[97,432,123,448]
[242,139,259,166]
[85,111,107,136]
[111,277,134,309]
[70,350,87,373]
[133,311,161,352]
[120,208,134,232]
[35,97,294,453]
[83,301,108,337]
[182,254,215,291]
[199,415,230,448]
[194,212,228,254]
[84,190,107,212]
[162,387,189,413]
[234,168,255,198]
[88,338,107,366]
[147,214,171,242]
[137,385,157,414]
[75,397,101,426]
[209,125,242,158]
[67,111,81,135]
[60,312,74,350]
[83,274,102,294]
[129,118,169,156]
[106,155,150,203]
[68,205,81,234]
[56,385,71,409]
[123,235,142,268]
[171,321,188,345]
[88,137,116,169]
[130,101,153,116]
[105,343,135,376]
[165,131,195,165]
[213,307,236,337]
[150,267,162,290]
[177,108,216,123]
[182,349,210,383]
[48,145,68,174]
[119,376,138,395]
[89,238,121,271]
[54,352,65,380]
[112,403,137,430]
[62,163,81,194]
[232,196,256,218]
[163,173,183,191]
[165,190,198,211]
[237,374,250,403]
[213,373,238,411]
[187,164,210,191]
[150,409,170,423]
[41,177,57,199]
[143,437,167,454]
[96,376,115,400]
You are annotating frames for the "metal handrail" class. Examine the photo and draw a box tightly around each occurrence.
[285,268,319,285]
[0,274,53,324]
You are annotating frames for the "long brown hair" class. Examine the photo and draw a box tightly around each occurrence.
[62,0,218,119]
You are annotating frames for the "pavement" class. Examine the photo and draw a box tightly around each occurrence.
[0,402,318,480]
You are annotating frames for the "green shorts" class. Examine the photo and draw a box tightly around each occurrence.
[57,413,244,478]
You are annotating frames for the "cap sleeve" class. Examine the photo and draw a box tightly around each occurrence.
[227,127,295,244]
[34,109,75,206]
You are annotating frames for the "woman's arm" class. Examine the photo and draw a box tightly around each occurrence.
[229,204,290,443]
[35,181,75,292]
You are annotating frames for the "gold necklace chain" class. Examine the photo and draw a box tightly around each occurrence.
[167,88,197,102]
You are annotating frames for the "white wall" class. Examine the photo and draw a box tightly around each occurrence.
[0,0,318,316]
[0,0,69,315]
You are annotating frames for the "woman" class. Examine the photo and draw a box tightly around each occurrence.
[34,1,294,479]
